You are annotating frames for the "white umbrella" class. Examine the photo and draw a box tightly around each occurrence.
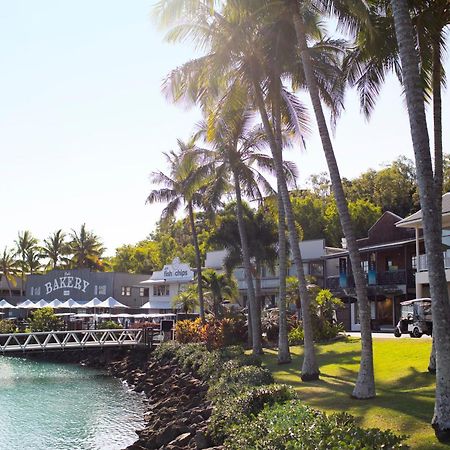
[34,299,50,308]
[17,299,37,309]
[0,299,16,309]
[84,297,102,308]
[48,299,64,309]
[98,297,128,309]
[61,298,83,309]
[140,301,151,309]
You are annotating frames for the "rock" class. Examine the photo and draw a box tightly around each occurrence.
[194,431,210,449]
[168,432,192,447]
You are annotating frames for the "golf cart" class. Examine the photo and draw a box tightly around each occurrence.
[394,298,432,338]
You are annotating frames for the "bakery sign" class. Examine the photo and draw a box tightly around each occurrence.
[44,272,90,295]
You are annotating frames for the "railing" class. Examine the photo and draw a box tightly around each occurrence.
[326,269,413,290]
[0,328,153,353]
[418,252,450,272]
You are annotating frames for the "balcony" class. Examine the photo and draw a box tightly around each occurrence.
[417,252,450,272]
[326,269,413,291]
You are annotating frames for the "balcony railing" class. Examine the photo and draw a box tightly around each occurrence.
[326,269,413,290]
[418,252,450,272]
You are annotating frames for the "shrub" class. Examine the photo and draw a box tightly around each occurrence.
[224,400,408,450]
[209,384,294,444]
[288,325,304,345]
[208,365,274,401]
[0,320,16,334]
[29,307,63,332]
[98,320,123,330]
[175,317,246,349]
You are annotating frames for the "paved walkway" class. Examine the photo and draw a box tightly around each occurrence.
[345,331,432,339]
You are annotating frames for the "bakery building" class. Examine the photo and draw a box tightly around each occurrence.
[26,269,150,310]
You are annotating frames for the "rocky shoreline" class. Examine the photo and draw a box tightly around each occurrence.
[27,348,223,450]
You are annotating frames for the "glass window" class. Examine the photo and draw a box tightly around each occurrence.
[361,260,369,273]
[153,285,170,296]
[140,287,149,297]
[99,285,107,295]
[121,286,131,296]
[411,256,417,270]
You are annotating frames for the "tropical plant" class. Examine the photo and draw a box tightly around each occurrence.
[29,307,62,332]
[41,230,69,271]
[390,0,450,440]
[69,224,105,270]
[201,269,238,318]
[146,139,212,321]
[0,247,19,298]
[15,230,39,295]
[172,285,199,313]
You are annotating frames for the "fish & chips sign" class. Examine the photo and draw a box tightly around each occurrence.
[162,258,193,281]
[44,272,90,295]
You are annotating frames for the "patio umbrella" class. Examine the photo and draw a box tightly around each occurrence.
[98,297,128,309]
[84,297,102,315]
[17,299,36,309]
[48,299,64,309]
[61,298,83,309]
[34,299,50,308]
[0,299,16,309]
[140,301,151,309]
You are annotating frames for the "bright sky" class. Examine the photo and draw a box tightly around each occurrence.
[0,1,448,255]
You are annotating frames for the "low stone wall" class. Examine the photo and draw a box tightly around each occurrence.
[26,348,223,450]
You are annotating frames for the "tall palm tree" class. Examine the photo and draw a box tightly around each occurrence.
[42,230,69,271]
[155,0,321,378]
[15,230,38,296]
[390,0,450,440]
[147,139,211,322]
[69,224,105,270]
[273,0,376,397]
[201,269,238,317]
[0,247,19,298]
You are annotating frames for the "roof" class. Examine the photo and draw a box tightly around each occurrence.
[323,237,419,259]
[396,192,450,228]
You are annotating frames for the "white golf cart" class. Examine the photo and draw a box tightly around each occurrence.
[394,298,432,338]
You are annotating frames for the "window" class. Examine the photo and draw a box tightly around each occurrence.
[361,260,369,273]
[310,262,323,276]
[121,286,131,296]
[98,285,107,295]
[140,287,149,297]
[411,256,417,270]
[153,285,170,296]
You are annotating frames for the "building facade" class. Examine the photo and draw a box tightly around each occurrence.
[26,269,150,310]
[140,258,195,313]
[325,212,422,331]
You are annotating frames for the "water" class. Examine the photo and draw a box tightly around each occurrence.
[0,356,146,450]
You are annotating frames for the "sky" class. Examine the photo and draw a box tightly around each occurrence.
[0,1,448,255]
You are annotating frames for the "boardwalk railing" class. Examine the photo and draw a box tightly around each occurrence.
[0,329,149,353]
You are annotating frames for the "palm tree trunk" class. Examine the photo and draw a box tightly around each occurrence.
[391,0,450,440]
[255,259,263,319]
[252,76,318,380]
[292,11,374,397]
[432,35,443,199]
[232,167,262,355]
[277,187,291,364]
[187,201,205,322]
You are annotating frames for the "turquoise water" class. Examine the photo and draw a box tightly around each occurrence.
[0,356,146,450]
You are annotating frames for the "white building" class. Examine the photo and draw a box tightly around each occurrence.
[140,258,195,313]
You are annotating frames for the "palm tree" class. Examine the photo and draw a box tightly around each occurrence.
[42,230,69,271]
[0,247,20,298]
[390,0,450,440]
[15,230,38,296]
[69,224,105,270]
[172,286,199,313]
[147,139,211,322]
[201,269,238,317]
[155,0,322,379]
[26,247,42,275]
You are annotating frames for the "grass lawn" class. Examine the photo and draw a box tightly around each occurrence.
[260,337,447,450]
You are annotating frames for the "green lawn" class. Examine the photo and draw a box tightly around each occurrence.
[260,338,447,450]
